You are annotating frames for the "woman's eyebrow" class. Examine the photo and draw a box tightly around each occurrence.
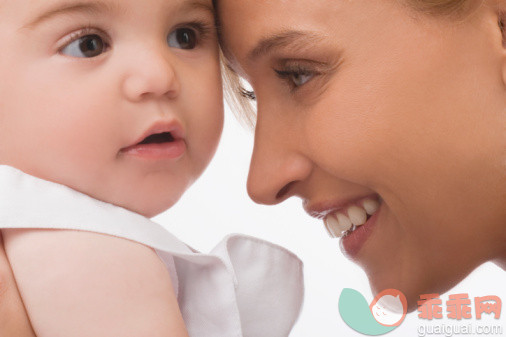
[248,30,324,61]
[22,1,121,30]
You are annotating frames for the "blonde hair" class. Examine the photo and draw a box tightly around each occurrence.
[221,55,256,129]
[221,0,474,129]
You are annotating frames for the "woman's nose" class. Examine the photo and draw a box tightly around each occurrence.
[247,120,313,205]
[121,46,180,102]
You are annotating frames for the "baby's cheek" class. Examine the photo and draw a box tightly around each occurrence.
[190,105,224,170]
[193,128,222,177]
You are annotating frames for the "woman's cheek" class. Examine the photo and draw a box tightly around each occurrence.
[303,99,386,182]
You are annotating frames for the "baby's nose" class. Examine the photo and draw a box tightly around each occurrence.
[121,47,180,102]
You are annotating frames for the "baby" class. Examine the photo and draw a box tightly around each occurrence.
[0,0,303,336]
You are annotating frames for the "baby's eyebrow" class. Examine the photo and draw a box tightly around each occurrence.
[23,1,121,30]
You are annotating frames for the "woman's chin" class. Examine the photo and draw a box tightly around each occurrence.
[362,255,440,313]
[365,262,481,314]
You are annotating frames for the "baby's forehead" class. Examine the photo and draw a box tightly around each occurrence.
[9,0,215,17]
[4,0,215,32]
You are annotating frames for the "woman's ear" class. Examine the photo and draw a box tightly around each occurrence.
[499,10,505,47]
[493,1,506,85]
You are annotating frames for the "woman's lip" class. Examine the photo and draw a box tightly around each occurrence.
[120,140,186,160]
[340,202,382,259]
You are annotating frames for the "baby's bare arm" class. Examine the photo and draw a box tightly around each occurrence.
[3,229,189,337]
[0,231,36,337]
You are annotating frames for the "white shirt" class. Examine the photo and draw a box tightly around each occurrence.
[0,165,304,337]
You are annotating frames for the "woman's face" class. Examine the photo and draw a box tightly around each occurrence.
[218,0,506,308]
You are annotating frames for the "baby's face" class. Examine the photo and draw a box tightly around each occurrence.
[0,0,223,217]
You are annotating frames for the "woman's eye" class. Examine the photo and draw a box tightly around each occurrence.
[167,28,198,49]
[60,34,106,58]
[289,73,313,86]
[275,69,316,88]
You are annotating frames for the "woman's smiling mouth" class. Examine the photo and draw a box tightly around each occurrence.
[306,194,382,258]
[324,197,380,239]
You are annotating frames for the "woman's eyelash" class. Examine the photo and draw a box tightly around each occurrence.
[274,69,312,77]
[239,87,256,101]
[274,66,320,80]
[274,66,320,89]
[237,65,322,100]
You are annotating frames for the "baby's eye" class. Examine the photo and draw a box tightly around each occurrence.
[167,28,198,50]
[275,69,316,88]
[60,34,106,58]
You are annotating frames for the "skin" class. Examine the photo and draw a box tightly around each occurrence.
[0,233,36,337]
[0,0,222,334]
[217,0,506,310]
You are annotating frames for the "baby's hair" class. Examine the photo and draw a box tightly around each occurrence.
[216,0,477,129]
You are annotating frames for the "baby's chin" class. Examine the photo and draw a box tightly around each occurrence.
[104,190,184,218]
[82,170,197,218]
[75,186,181,219]
[70,180,187,219]
[122,201,176,218]
[3,159,191,218]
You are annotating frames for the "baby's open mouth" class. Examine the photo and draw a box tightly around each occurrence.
[138,132,175,145]
[119,120,186,159]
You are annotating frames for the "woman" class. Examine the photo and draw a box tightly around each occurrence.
[215,0,506,310]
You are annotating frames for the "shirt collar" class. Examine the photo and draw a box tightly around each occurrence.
[0,165,193,254]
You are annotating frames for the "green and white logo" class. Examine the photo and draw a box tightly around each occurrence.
[338,288,407,336]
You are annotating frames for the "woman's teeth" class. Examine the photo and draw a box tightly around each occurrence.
[363,198,380,215]
[323,198,380,238]
[348,206,367,226]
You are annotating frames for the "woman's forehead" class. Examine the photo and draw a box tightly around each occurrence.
[217,0,405,63]
[217,0,347,26]
[217,0,341,52]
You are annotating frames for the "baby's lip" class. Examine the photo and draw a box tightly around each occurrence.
[121,119,185,151]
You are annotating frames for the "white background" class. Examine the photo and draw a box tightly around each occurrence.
[155,105,506,337]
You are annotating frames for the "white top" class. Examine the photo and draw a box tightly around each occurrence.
[0,165,304,337]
